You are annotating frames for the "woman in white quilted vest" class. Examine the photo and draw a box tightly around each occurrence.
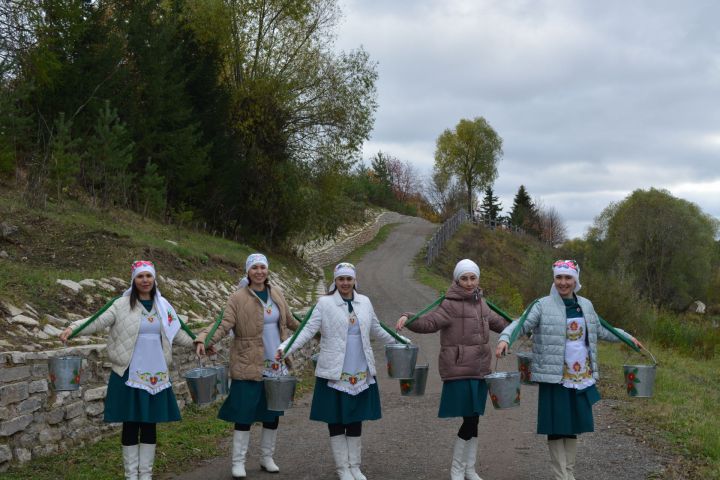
[277,262,405,480]
[59,260,195,480]
[495,260,642,480]
[194,253,299,479]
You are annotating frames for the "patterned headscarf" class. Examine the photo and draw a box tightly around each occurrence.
[123,260,181,342]
[239,253,269,289]
[552,259,581,292]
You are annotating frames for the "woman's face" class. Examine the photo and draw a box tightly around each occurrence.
[458,273,479,292]
[554,274,576,298]
[248,263,268,287]
[335,275,355,298]
[134,271,155,295]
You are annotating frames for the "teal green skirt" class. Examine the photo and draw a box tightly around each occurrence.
[438,379,488,418]
[537,383,600,435]
[218,379,284,425]
[104,370,181,423]
[309,378,381,424]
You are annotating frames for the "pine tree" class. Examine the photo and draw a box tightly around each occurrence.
[509,185,539,234]
[479,186,502,221]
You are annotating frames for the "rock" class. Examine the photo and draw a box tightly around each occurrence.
[165,239,178,246]
[0,444,11,463]
[0,365,30,383]
[1,302,24,317]
[13,447,31,463]
[44,314,67,327]
[10,314,40,328]
[78,279,96,287]
[0,382,29,406]
[0,414,33,436]
[28,380,48,393]
[83,386,107,402]
[43,324,63,336]
[0,251,8,259]
[96,281,115,291]
[0,222,18,238]
[33,329,50,340]
[56,279,83,293]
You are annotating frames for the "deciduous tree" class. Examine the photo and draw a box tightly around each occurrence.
[434,116,503,215]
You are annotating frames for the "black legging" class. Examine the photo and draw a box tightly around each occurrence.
[548,434,577,440]
[234,417,280,431]
[328,422,362,438]
[457,415,479,440]
[121,422,157,446]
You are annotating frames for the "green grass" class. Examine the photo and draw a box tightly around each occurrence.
[0,190,312,314]
[322,223,400,284]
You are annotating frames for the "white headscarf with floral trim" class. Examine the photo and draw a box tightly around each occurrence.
[124,261,181,343]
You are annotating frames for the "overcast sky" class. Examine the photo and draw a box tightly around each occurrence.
[334,0,720,238]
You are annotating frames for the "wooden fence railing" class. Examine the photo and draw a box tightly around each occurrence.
[425,212,525,266]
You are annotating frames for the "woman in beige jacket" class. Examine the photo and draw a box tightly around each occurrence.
[195,253,299,479]
[60,261,195,480]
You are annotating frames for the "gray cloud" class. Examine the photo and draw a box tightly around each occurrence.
[336,0,720,237]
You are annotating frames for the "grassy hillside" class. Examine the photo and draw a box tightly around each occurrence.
[415,222,720,479]
[0,187,317,348]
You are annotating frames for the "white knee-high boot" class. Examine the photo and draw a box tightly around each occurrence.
[346,436,366,480]
[329,435,354,480]
[232,430,251,478]
[564,437,577,480]
[547,439,567,480]
[138,443,156,480]
[450,437,466,480]
[122,444,139,480]
[259,428,280,473]
[463,437,483,480]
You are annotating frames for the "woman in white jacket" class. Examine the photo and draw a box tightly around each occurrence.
[277,262,403,480]
[60,261,195,480]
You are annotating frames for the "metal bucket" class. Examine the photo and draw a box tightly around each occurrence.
[516,352,533,385]
[209,364,229,396]
[623,364,656,398]
[399,363,429,396]
[264,376,297,411]
[385,344,419,379]
[485,372,521,409]
[184,367,217,405]
[48,356,83,391]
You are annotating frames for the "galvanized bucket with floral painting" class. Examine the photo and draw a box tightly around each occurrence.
[485,371,521,409]
[623,347,658,398]
[48,356,83,391]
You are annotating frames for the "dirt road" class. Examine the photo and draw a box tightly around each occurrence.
[168,217,669,479]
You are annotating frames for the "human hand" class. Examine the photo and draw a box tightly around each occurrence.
[631,337,644,350]
[396,315,408,331]
[275,348,284,361]
[59,327,73,343]
[495,341,509,358]
[195,343,206,357]
[207,345,217,356]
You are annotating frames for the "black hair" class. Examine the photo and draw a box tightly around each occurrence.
[129,281,157,310]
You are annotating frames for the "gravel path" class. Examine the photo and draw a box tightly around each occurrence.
[167,217,671,480]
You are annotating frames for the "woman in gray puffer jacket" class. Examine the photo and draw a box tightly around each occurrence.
[396,259,509,480]
[496,260,642,480]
